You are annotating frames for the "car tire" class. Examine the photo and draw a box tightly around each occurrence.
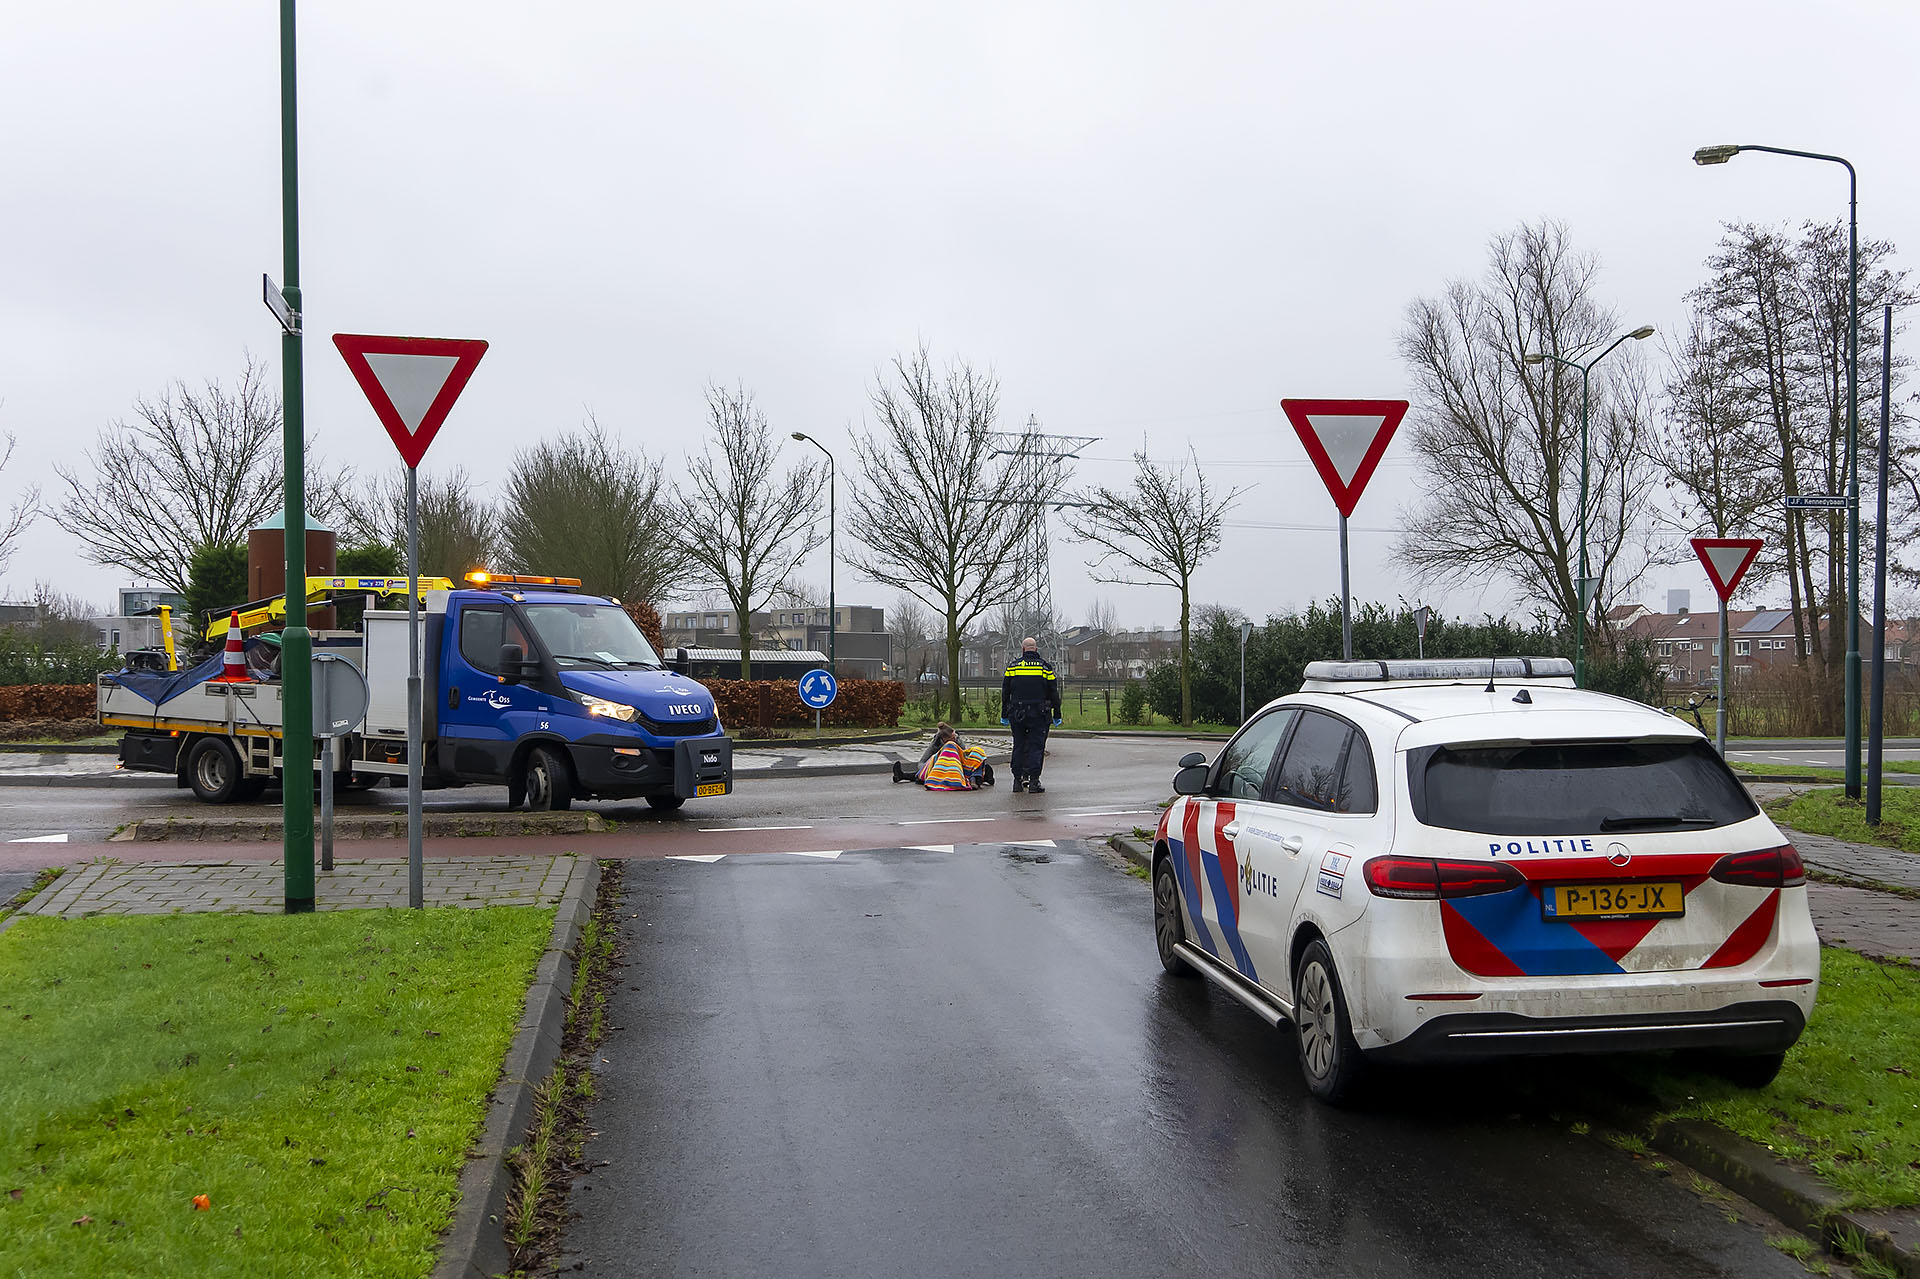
[523,746,574,812]
[1294,939,1366,1104]
[186,738,243,804]
[646,794,685,811]
[1152,857,1197,978]
[1706,1049,1787,1089]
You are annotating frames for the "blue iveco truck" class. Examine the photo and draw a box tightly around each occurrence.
[99,572,733,811]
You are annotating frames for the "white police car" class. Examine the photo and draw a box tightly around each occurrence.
[1150,658,1818,1104]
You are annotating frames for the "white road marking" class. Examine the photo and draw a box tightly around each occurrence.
[1064,808,1153,818]
[907,844,954,853]
[668,854,727,863]
[7,833,68,843]
[698,825,813,832]
[1002,839,1057,848]
[783,850,843,859]
[897,817,998,826]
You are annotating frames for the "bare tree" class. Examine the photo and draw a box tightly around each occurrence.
[52,356,354,596]
[890,591,936,683]
[1084,597,1120,676]
[1394,220,1664,641]
[672,384,825,680]
[0,432,38,580]
[844,346,1043,723]
[343,465,500,580]
[1060,448,1243,725]
[499,416,684,604]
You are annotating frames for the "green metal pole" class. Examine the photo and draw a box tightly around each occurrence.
[279,0,314,912]
[1576,366,1590,689]
[1844,169,1861,799]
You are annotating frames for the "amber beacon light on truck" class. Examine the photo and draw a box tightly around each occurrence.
[464,571,583,591]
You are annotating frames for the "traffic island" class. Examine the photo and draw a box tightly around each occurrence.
[115,811,613,843]
[0,900,558,1277]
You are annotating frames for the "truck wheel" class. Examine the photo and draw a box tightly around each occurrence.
[523,746,573,812]
[186,738,243,804]
[646,795,685,812]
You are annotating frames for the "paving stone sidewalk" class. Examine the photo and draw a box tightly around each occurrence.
[7,855,584,920]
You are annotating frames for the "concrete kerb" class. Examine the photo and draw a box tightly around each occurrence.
[432,855,601,1279]
[1102,828,1919,1274]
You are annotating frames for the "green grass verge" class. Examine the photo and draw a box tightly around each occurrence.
[0,907,553,1278]
[1736,761,1920,780]
[1765,786,1920,856]
[1637,948,1920,1211]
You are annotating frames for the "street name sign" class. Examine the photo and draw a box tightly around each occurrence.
[1784,494,1849,510]
[1280,398,1409,517]
[262,274,298,335]
[332,334,489,468]
[1691,537,1763,603]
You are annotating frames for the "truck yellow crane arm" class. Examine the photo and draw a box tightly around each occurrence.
[202,576,456,641]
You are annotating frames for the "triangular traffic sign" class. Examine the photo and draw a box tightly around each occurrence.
[1690,537,1763,603]
[332,334,489,468]
[1281,398,1409,517]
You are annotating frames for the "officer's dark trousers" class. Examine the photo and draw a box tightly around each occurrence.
[1010,709,1051,779]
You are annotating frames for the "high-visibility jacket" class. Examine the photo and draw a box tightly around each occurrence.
[1002,654,1061,714]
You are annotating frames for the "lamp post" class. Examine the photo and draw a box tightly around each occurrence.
[1523,325,1655,688]
[1239,620,1252,723]
[1694,142,1861,799]
[791,432,835,676]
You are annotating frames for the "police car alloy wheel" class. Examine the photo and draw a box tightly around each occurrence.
[1153,859,1196,977]
[1294,940,1364,1104]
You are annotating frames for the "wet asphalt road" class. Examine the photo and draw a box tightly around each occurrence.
[560,842,1804,1279]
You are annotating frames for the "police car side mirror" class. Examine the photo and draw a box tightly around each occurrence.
[1177,752,1206,769]
[1173,764,1210,795]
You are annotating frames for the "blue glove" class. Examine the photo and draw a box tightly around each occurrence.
[1052,716,1062,727]
[999,716,1009,726]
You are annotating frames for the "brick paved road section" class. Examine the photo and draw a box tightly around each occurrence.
[1808,882,1917,964]
[10,855,584,919]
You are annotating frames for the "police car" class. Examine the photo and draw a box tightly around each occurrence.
[1150,658,1818,1104]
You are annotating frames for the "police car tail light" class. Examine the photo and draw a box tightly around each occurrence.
[1363,857,1523,900]
[1709,844,1805,889]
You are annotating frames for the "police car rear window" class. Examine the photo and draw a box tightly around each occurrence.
[1410,740,1757,836]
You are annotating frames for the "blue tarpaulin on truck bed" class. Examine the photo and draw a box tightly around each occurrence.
[108,646,243,706]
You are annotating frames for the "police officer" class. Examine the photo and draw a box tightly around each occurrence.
[1000,637,1061,793]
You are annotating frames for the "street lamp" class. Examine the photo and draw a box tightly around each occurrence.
[1694,141,1862,799]
[1522,324,1655,688]
[791,432,835,676]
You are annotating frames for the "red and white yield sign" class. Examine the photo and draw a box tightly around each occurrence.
[333,334,489,468]
[1281,399,1409,517]
[1691,537,1763,602]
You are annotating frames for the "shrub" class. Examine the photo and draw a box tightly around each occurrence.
[0,685,97,720]
[1118,680,1147,725]
[702,678,905,731]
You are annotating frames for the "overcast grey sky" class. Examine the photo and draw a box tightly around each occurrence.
[4,1,1915,628]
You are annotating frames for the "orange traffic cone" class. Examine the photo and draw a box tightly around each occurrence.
[211,612,248,682]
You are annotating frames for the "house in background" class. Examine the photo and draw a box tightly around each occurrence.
[658,603,890,679]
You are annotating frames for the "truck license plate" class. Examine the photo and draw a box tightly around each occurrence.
[1544,881,1684,920]
[696,782,727,797]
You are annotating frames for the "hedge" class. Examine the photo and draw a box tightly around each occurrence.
[0,684,97,720]
[704,678,905,730]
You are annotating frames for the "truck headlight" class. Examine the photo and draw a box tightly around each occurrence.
[579,694,637,722]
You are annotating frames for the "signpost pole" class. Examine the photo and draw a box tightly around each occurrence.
[1716,600,1729,757]
[1869,304,1893,826]
[1239,621,1252,723]
[407,466,423,909]
[1338,512,1352,660]
[320,729,335,872]
[278,0,314,913]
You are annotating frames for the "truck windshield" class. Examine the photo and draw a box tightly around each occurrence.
[521,603,662,669]
[1411,739,1758,836]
